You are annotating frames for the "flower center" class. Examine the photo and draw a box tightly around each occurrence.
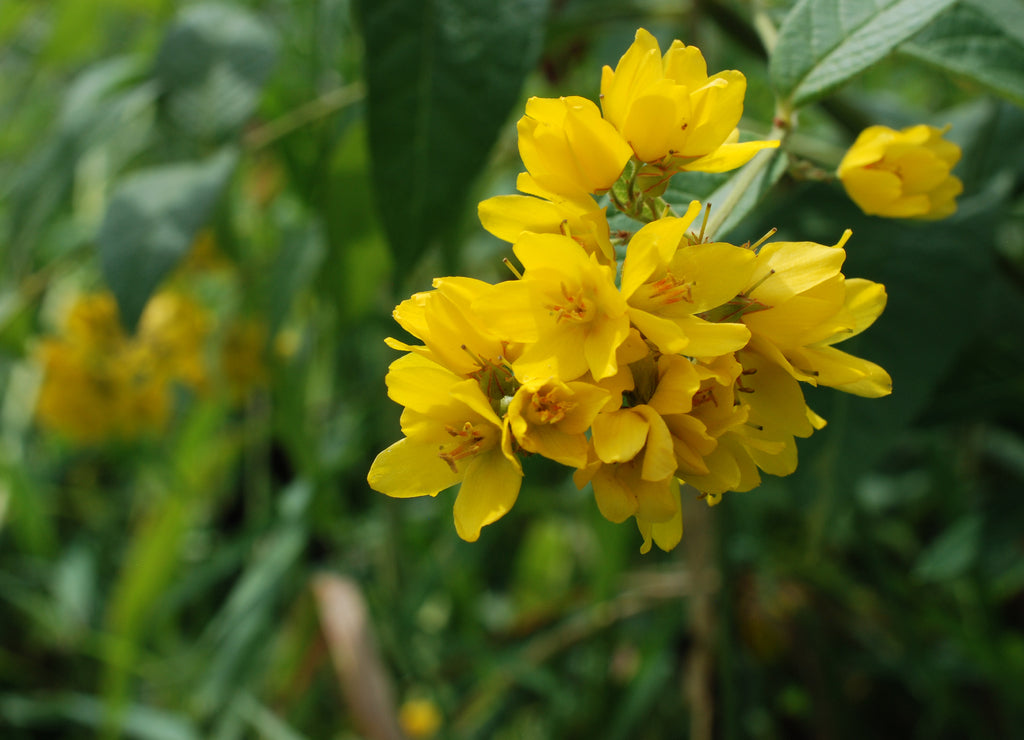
[438,422,486,473]
[530,389,574,425]
[649,271,694,305]
[546,283,589,323]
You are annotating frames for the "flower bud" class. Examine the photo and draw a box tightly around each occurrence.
[837,124,962,220]
[516,96,633,196]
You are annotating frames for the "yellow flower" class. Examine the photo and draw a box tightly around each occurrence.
[736,233,893,398]
[837,124,962,220]
[504,377,609,468]
[575,410,679,533]
[573,354,702,551]
[601,28,778,172]
[34,294,169,444]
[387,276,520,379]
[479,233,631,382]
[517,95,633,196]
[478,173,615,263]
[398,698,442,739]
[138,291,211,391]
[367,354,523,542]
[619,205,754,357]
[680,351,825,498]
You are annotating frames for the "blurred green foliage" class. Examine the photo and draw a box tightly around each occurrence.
[1,0,1024,738]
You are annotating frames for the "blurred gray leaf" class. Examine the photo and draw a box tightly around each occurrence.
[155,3,278,139]
[98,148,237,330]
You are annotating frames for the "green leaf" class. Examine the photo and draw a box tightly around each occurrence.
[899,2,1024,108]
[704,148,789,240]
[358,0,549,269]
[155,3,278,140]
[97,148,237,331]
[0,692,200,740]
[914,516,981,582]
[771,0,958,108]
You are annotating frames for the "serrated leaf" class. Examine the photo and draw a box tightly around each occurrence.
[359,0,549,269]
[771,0,957,108]
[155,3,277,139]
[900,3,1024,108]
[98,148,237,331]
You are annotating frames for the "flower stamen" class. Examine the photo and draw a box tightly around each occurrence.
[439,422,486,473]
[650,272,694,304]
[545,283,589,322]
[531,389,575,424]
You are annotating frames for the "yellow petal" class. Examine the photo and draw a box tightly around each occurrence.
[633,474,679,522]
[620,212,699,299]
[584,311,630,381]
[681,139,779,173]
[592,465,638,523]
[633,405,677,482]
[621,87,686,163]
[592,408,650,463]
[682,71,746,156]
[648,354,702,415]
[524,424,589,468]
[600,28,664,128]
[673,315,750,357]
[662,42,707,90]
[478,194,563,243]
[385,353,461,413]
[453,448,523,542]
[368,437,462,498]
[637,479,683,553]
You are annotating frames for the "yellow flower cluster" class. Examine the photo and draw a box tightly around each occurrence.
[35,291,209,444]
[35,233,274,445]
[368,29,892,552]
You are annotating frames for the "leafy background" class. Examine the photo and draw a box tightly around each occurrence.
[2,0,1024,737]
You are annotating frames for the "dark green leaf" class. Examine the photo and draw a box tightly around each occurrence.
[98,148,237,331]
[358,0,549,268]
[900,2,1024,108]
[155,3,277,139]
[914,516,981,582]
[771,0,958,108]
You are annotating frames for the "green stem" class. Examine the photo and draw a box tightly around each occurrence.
[245,83,365,149]
[704,105,791,238]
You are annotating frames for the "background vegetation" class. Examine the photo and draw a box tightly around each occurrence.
[2,0,1024,737]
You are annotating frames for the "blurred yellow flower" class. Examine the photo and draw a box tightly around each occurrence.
[35,290,216,445]
[35,294,169,444]
[139,291,211,392]
[837,124,962,220]
[398,698,442,739]
[601,28,778,173]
